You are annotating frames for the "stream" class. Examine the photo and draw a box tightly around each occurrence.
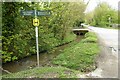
[2,36,84,74]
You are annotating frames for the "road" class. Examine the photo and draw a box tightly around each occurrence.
[88,26,118,56]
[87,26,119,78]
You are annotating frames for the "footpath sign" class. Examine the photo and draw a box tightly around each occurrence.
[20,10,51,16]
[20,10,51,67]
[20,10,35,16]
[37,10,51,16]
[33,18,40,26]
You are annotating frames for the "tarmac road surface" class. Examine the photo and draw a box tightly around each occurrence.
[87,26,119,78]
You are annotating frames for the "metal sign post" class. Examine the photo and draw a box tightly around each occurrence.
[34,10,39,67]
[35,26,39,67]
[20,10,51,67]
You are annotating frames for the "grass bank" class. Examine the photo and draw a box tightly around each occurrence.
[52,32,100,72]
[2,32,100,78]
[2,66,79,78]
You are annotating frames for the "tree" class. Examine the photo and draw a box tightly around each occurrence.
[85,2,118,27]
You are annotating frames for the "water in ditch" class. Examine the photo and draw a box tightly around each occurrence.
[2,36,84,74]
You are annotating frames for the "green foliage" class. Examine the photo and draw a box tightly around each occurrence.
[85,32,97,38]
[52,32,100,72]
[81,37,97,43]
[2,51,12,62]
[81,32,97,43]
[85,2,118,27]
[2,2,86,63]
[2,67,79,78]
[2,50,17,63]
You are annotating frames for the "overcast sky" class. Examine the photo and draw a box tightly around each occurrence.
[84,0,120,12]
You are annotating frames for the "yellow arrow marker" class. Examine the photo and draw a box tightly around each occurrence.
[33,18,40,26]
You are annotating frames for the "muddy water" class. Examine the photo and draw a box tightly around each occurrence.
[2,36,84,74]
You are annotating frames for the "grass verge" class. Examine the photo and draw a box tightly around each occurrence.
[2,66,79,78]
[52,32,100,72]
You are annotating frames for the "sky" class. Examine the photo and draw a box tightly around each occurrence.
[84,0,120,12]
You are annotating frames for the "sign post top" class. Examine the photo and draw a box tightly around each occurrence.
[20,10,35,16]
[37,10,51,16]
[20,10,51,16]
